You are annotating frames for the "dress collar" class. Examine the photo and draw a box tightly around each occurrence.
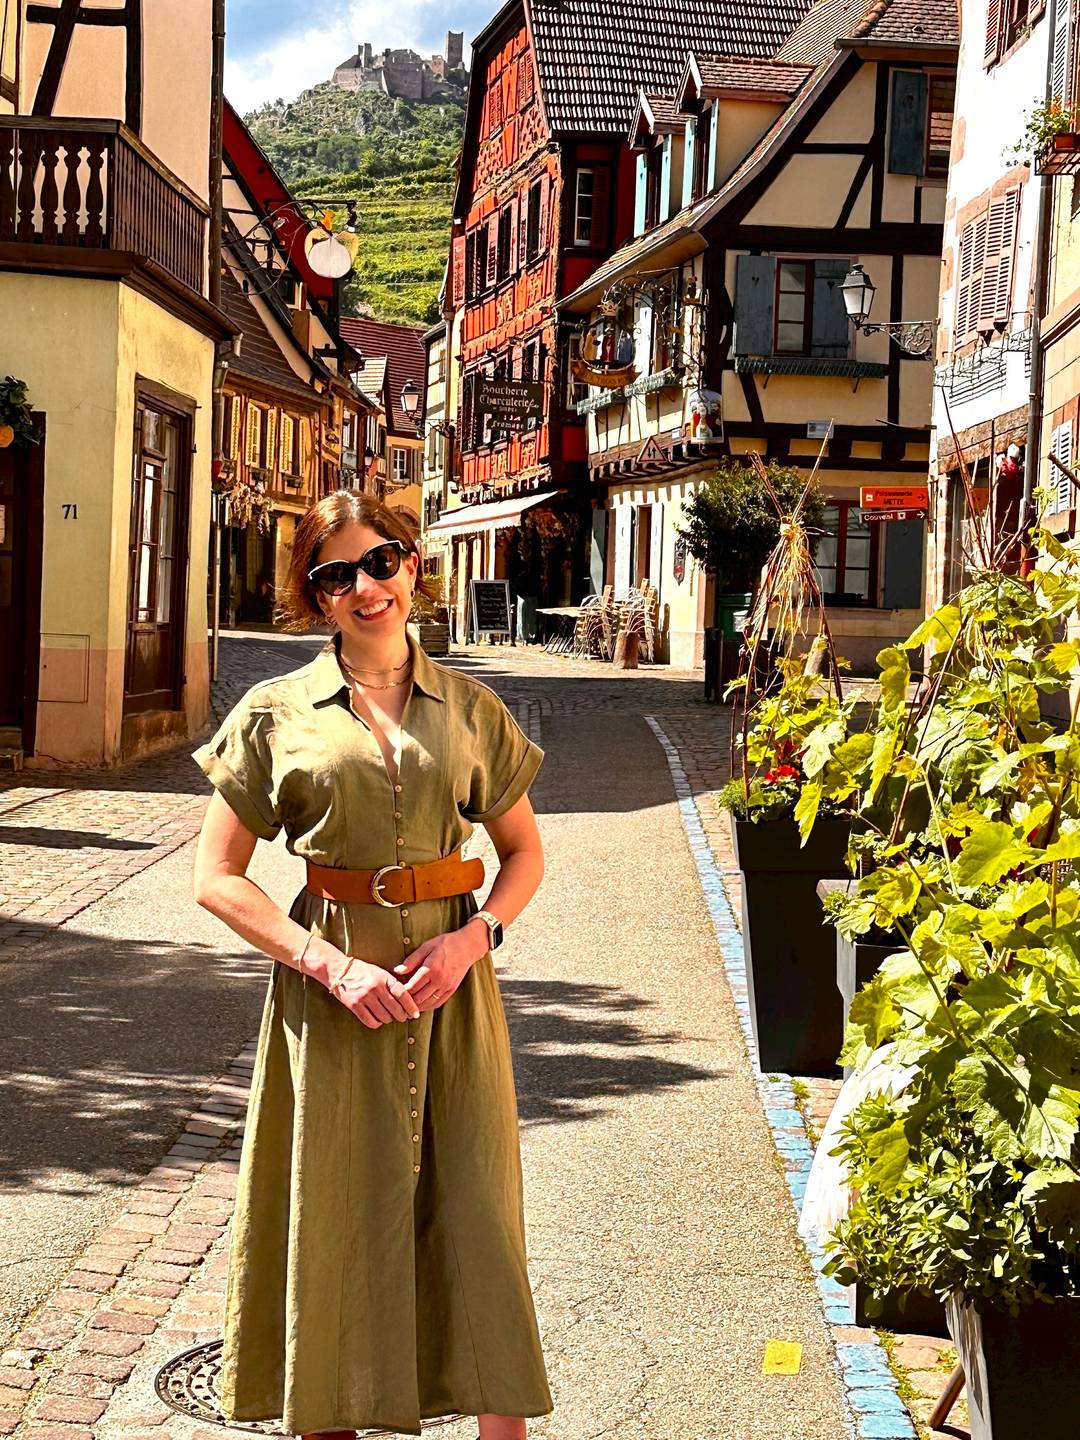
[308,630,447,706]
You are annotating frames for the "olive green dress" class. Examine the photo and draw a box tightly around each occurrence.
[192,633,552,1437]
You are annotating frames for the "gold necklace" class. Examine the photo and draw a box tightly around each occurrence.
[338,651,410,677]
[338,655,413,691]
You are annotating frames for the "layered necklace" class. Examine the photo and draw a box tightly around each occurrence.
[338,650,413,692]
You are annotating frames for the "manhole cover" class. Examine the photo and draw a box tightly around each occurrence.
[155,1341,463,1436]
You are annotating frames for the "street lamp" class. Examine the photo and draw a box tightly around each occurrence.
[400,379,421,419]
[839,262,935,359]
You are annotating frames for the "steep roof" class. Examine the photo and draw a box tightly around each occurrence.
[777,0,957,63]
[695,56,813,96]
[775,0,862,63]
[526,0,815,134]
[629,90,685,145]
[339,317,426,434]
[219,268,322,405]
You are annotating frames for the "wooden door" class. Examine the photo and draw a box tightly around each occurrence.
[123,401,190,714]
[0,432,44,751]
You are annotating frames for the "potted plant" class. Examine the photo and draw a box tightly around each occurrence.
[678,457,826,697]
[823,544,1080,1435]
[409,589,450,656]
[0,376,41,449]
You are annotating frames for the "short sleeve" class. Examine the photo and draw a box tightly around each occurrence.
[460,687,544,823]
[192,689,282,840]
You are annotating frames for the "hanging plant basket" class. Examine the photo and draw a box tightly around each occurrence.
[0,376,41,448]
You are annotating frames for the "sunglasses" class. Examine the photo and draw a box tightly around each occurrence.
[308,540,410,596]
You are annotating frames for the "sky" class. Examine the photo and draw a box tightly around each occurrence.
[224,0,491,113]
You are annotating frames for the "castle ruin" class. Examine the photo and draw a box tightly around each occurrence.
[332,32,467,101]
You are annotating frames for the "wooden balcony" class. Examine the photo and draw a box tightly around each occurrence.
[0,117,207,296]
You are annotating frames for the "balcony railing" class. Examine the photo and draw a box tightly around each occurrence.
[0,117,207,294]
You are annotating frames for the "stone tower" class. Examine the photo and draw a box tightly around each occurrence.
[445,31,464,69]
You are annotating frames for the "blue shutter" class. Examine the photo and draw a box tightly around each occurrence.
[882,519,924,608]
[888,70,928,176]
[708,104,719,189]
[634,152,647,235]
[811,259,851,357]
[733,255,776,356]
[682,118,696,208]
[660,136,672,222]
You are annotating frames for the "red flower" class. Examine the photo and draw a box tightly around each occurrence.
[764,764,800,784]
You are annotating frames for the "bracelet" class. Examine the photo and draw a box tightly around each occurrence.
[296,931,315,976]
[328,955,358,1001]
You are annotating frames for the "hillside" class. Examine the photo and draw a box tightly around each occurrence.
[245,83,463,326]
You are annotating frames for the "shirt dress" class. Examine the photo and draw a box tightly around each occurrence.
[192,633,553,1437]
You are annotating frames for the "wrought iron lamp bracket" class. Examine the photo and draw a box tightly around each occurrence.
[855,320,935,359]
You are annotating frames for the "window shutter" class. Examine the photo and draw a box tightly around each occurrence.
[508,194,520,273]
[246,406,261,466]
[537,174,550,252]
[1052,0,1072,104]
[591,167,610,248]
[708,104,719,188]
[635,153,648,234]
[982,188,1020,327]
[682,118,696,208]
[956,214,990,342]
[888,70,928,176]
[518,191,529,263]
[227,395,240,460]
[452,234,467,305]
[660,135,673,222]
[733,255,776,356]
[984,0,1003,66]
[265,411,277,472]
[518,51,535,106]
[279,413,293,472]
[811,258,851,357]
[1053,421,1074,512]
[486,215,498,287]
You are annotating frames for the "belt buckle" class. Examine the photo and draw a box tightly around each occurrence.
[370,863,407,908]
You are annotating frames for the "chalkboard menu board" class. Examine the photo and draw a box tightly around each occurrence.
[469,579,511,636]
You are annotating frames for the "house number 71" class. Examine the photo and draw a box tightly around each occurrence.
[62,503,78,519]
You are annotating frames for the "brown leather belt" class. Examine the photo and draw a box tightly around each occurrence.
[305,850,485,908]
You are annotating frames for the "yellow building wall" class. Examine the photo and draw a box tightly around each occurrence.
[715,101,782,186]
[0,273,213,766]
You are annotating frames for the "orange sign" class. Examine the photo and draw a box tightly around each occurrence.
[860,485,929,511]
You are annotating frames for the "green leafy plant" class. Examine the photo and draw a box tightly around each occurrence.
[677,459,825,594]
[0,375,41,447]
[1006,99,1080,163]
[823,534,1080,1312]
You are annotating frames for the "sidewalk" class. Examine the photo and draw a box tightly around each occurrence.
[0,636,913,1440]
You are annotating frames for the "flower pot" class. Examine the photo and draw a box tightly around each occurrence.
[852,1283,948,1336]
[1050,131,1080,152]
[414,620,450,656]
[946,1293,1080,1439]
[730,814,850,1076]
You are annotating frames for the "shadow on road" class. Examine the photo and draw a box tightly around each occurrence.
[0,827,156,851]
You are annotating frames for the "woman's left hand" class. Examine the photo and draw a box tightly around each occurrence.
[393,919,488,1010]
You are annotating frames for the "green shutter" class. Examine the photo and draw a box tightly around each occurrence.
[660,136,672,222]
[811,259,851,357]
[888,70,928,176]
[634,152,648,235]
[682,118,696,208]
[733,255,776,356]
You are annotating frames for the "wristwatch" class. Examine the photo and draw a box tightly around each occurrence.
[473,909,504,951]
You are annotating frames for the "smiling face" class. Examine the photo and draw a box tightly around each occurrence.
[312,521,419,647]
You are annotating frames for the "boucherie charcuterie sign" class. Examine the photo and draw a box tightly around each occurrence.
[475,379,544,430]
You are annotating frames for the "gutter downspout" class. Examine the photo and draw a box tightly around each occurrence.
[209,0,227,678]
[1022,0,1060,534]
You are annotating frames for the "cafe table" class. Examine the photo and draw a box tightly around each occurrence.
[534,605,581,653]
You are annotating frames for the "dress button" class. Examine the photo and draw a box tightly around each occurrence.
[408,1061,416,1070]
[403,936,411,946]
[411,1109,418,1118]
[396,837,405,847]
[413,1164,421,1173]
[408,1036,415,1045]
[412,1133,420,1142]
[394,810,402,819]
[394,784,403,793]
[409,1086,417,1095]
[400,909,409,918]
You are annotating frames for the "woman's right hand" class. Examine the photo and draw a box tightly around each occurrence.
[304,937,420,1027]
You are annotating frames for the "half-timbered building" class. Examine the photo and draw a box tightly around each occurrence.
[433,0,814,642]
[561,0,957,670]
[339,316,427,529]
[0,0,234,765]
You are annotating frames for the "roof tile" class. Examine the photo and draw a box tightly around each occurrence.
[339,316,426,435]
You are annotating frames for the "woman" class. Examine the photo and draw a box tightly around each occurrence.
[192,494,553,1440]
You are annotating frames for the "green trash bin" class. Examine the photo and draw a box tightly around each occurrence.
[704,593,753,701]
[715,591,752,639]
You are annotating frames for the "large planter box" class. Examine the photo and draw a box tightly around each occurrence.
[852,1283,947,1336]
[947,1294,1080,1438]
[731,814,850,1076]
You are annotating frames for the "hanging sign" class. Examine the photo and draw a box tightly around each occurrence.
[475,380,544,430]
[469,579,512,636]
[861,508,926,523]
[860,485,929,511]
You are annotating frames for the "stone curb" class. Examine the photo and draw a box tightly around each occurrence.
[1,1043,258,1438]
[645,716,918,1440]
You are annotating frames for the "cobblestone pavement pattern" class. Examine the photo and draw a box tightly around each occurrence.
[0,632,877,1439]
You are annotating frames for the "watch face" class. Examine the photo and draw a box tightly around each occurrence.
[491,921,504,949]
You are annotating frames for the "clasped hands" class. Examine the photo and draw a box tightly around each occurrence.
[302,921,489,1029]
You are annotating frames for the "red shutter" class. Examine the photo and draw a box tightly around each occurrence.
[591,167,611,248]
[518,52,535,106]
[508,194,520,274]
[538,174,550,252]
[486,215,498,287]
[984,0,1003,66]
[452,235,466,306]
[518,190,529,265]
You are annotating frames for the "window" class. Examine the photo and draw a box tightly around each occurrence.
[926,75,956,176]
[496,205,513,282]
[392,446,411,482]
[1050,420,1074,514]
[223,394,239,460]
[574,168,595,245]
[815,503,878,604]
[889,70,955,177]
[566,332,590,408]
[474,224,490,295]
[692,105,712,199]
[465,232,476,300]
[775,261,813,354]
[645,145,662,229]
[518,51,535,107]
[279,413,300,476]
[521,339,542,429]
[955,190,1020,344]
[985,0,1046,67]
[650,285,675,372]
[524,179,543,262]
[246,405,265,467]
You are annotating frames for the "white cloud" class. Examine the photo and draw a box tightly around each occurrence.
[225,1,460,114]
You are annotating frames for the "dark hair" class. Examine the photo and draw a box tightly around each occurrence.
[276,492,440,632]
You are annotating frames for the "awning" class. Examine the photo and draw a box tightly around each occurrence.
[424,489,562,538]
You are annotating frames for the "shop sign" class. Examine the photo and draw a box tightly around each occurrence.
[475,380,544,431]
[861,508,926,523]
[860,485,929,511]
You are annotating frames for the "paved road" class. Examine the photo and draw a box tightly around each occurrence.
[0,635,848,1438]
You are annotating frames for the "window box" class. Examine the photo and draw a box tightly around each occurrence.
[1036,131,1080,175]
[732,355,889,380]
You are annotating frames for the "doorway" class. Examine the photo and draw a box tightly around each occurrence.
[0,427,45,754]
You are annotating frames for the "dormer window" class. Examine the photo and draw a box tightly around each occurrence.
[645,146,662,229]
[574,169,596,245]
[692,104,713,200]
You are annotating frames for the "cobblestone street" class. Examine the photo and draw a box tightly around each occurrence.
[0,634,959,1440]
